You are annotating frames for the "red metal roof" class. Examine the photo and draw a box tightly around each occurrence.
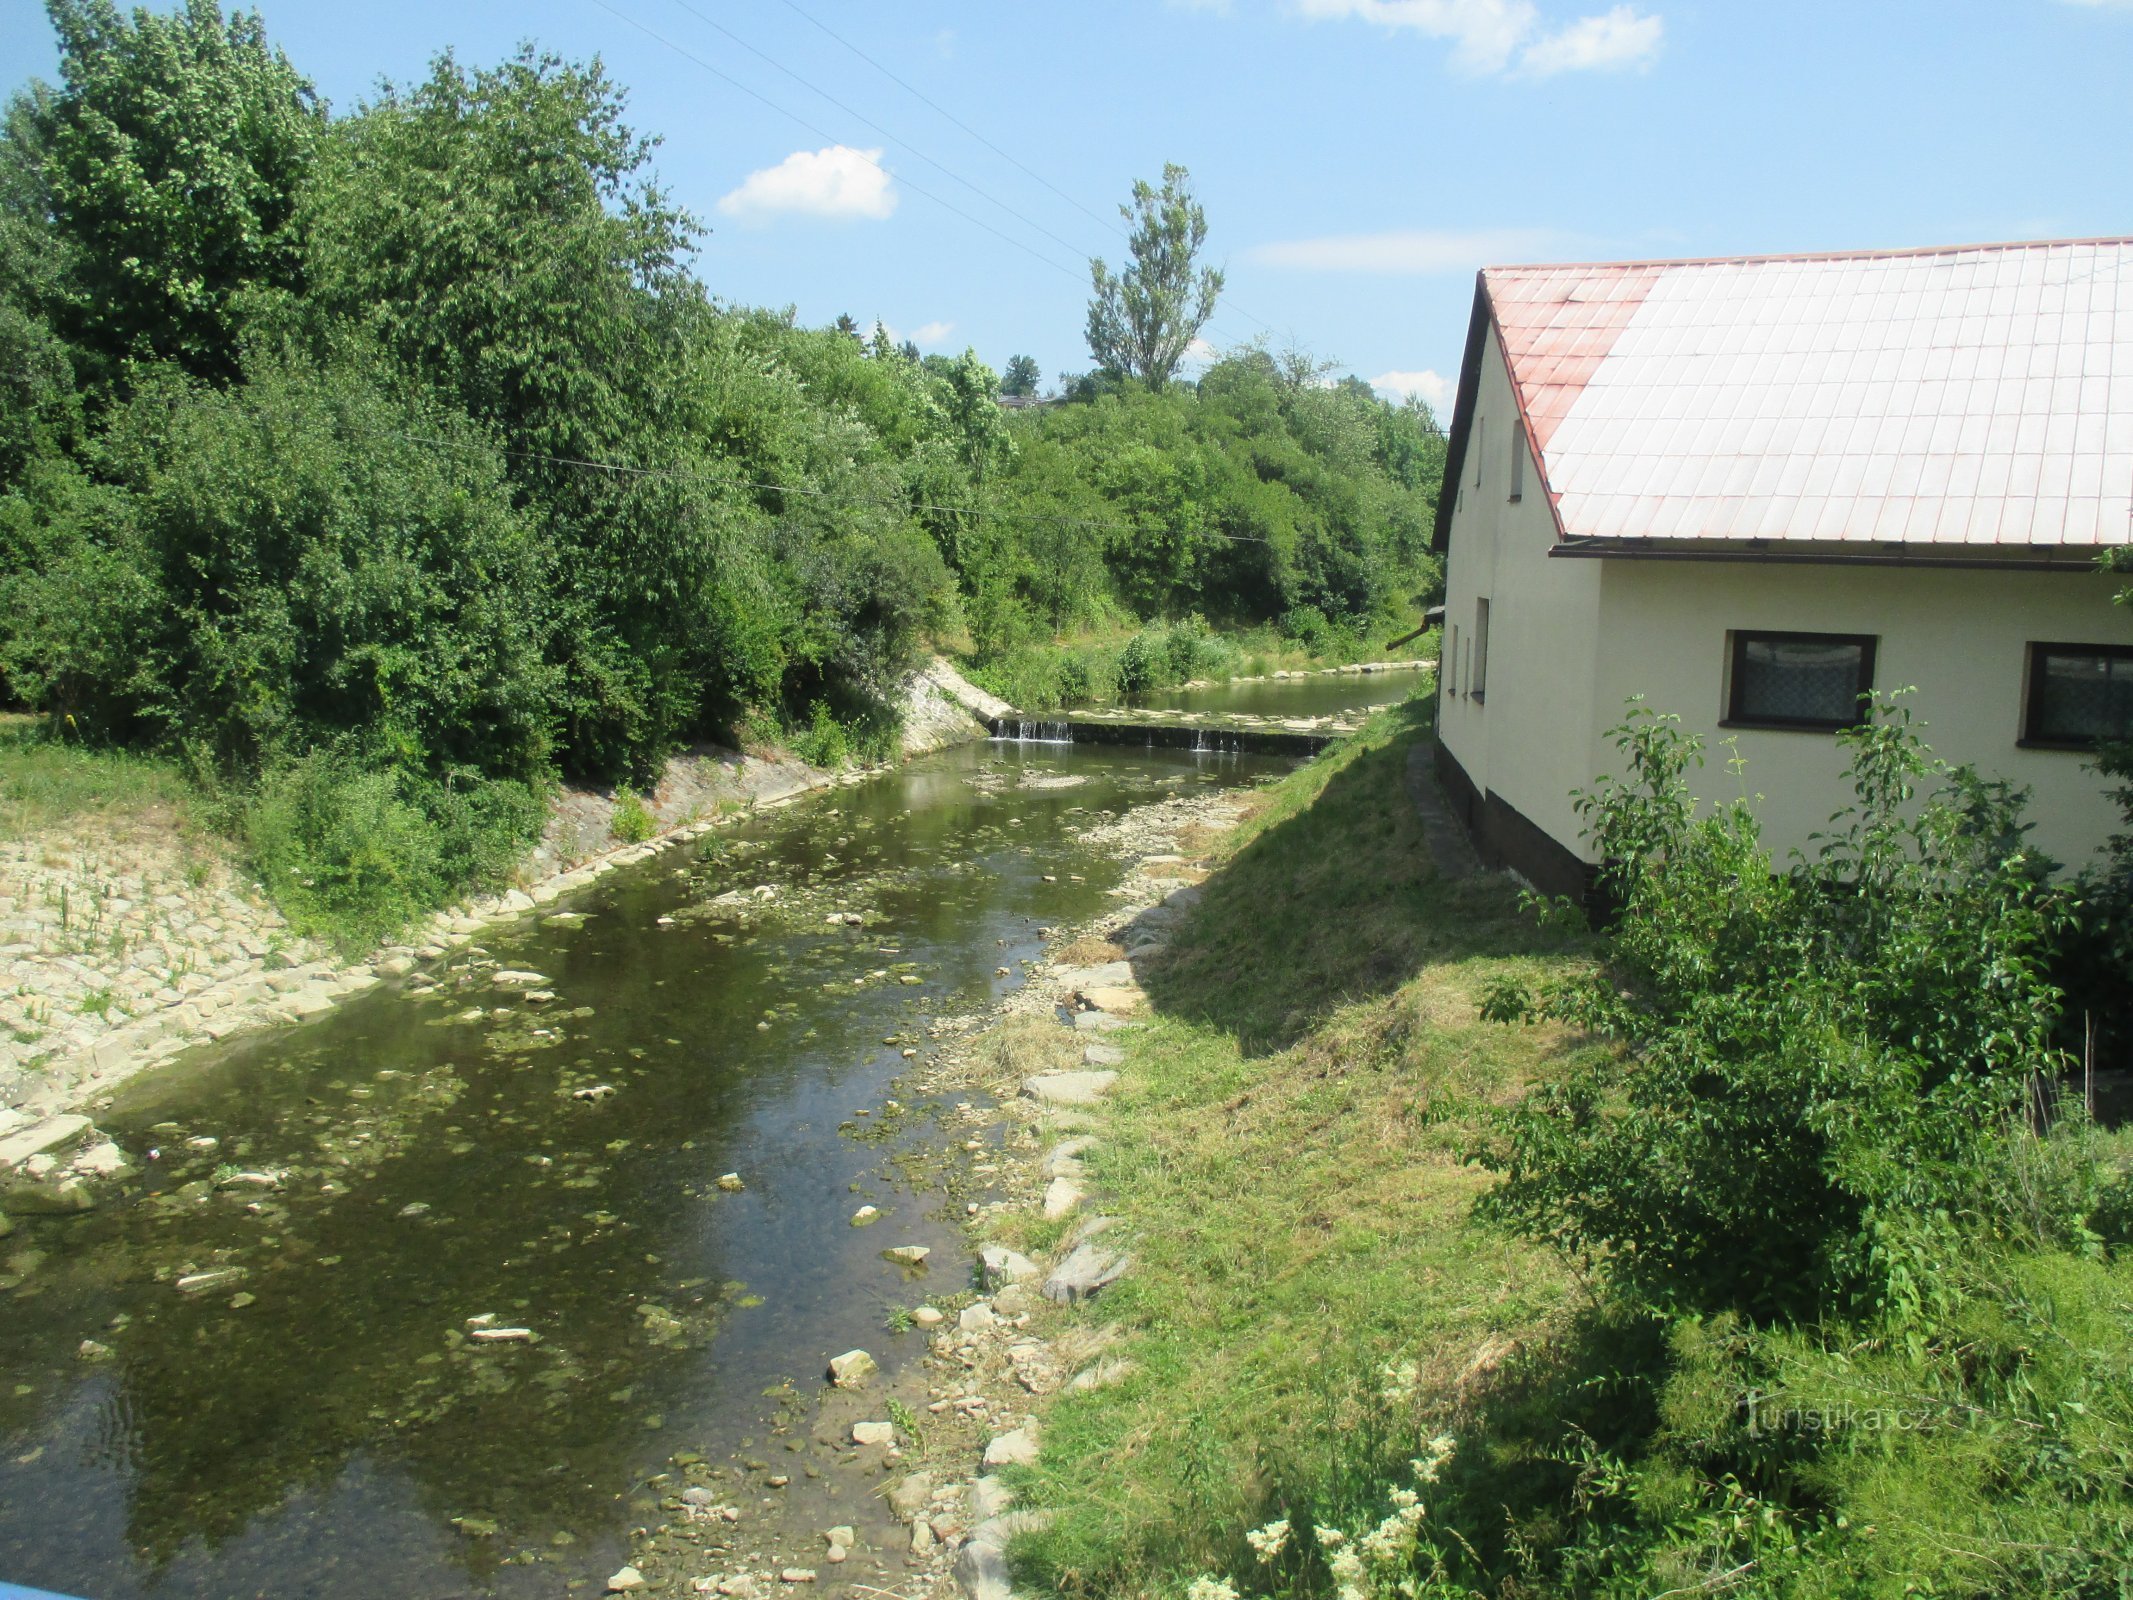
[1473,238,2133,549]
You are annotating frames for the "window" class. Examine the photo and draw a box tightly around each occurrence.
[1473,417,1485,489]
[1724,631,1877,730]
[1472,598,1491,701]
[2023,642,2133,748]
[1446,623,1460,695]
[1509,425,1524,502]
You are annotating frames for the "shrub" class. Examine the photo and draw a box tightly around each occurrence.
[244,750,541,951]
[788,701,854,769]
[1480,697,2069,1323]
[608,784,655,845]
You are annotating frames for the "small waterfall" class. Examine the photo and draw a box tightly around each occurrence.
[993,719,1075,744]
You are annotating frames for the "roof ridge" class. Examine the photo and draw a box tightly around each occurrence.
[1484,235,2133,275]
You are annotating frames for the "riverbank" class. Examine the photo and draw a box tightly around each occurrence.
[0,662,1009,1141]
[950,694,1590,1597]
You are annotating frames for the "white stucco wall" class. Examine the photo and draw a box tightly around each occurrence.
[1591,558,2133,872]
[1441,322,2133,875]
[1438,323,1602,858]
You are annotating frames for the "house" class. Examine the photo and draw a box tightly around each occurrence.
[1432,238,2133,900]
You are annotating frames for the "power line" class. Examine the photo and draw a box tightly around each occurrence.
[659,0,1100,272]
[775,0,1128,244]
[583,0,1089,286]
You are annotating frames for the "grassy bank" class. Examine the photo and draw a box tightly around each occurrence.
[961,618,1434,712]
[1001,694,1590,1592]
[1001,695,2133,1600]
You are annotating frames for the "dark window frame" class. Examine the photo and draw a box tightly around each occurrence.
[2020,640,2133,751]
[1721,630,1878,732]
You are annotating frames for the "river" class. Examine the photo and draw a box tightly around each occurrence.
[0,724,1312,1599]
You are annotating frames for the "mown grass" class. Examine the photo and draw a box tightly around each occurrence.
[0,716,211,842]
[1008,693,1596,1596]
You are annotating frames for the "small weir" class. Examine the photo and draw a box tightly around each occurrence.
[986,715,1334,757]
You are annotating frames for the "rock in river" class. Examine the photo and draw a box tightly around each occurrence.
[827,1348,877,1387]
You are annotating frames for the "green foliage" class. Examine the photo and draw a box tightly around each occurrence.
[1482,698,2068,1323]
[38,0,324,389]
[1086,163,1224,391]
[607,784,654,845]
[1000,353,1041,397]
[245,748,541,951]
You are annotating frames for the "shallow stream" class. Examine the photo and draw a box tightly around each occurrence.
[0,738,1290,1599]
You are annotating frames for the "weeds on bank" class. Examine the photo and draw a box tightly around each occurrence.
[1014,695,1590,1597]
[1021,694,2133,1600]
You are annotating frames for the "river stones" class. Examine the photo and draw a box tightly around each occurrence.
[827,1348,877,1386]
[716,1172,745,1191]
[1042,1176,1085,1220]
[1042,1241,1131,1304]
[1081,1043,1125,1067]
[851,1421,893,1446]
[491,969,549,988]
[0,1115,90,1170]
[883,1245,929,1265]
[1079,985,1145,1016]
[981,1426,1040,1469]
[1022,1070,1116,1106]
[607,1566,646,1592]
[978,1245,1040,1286]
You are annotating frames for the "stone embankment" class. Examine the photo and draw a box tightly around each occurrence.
[0,661,1004,1196]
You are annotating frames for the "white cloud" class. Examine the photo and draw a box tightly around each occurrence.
[911,320,956,347]
[935,27,957,56]
[717,145,897,222]
[1518,4,1662,74]
[1370,369,1454,410]
[1247,226,1559,273]
[1295,0,1661,76]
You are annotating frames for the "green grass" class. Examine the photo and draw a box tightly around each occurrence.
[962,621,1433,713]
[1000,693,2133,1600]
[0,716,209,841]
[1003,695,1592,1597]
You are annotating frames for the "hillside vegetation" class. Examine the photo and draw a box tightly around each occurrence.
[0,0,1443,945]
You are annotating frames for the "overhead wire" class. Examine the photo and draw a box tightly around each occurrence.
[766,0,1287,344]
[659,0,1100,272]
[583,0,1090,287]
[592,0,1273,351]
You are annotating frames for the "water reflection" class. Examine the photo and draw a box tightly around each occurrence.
[0,742,1282,1598]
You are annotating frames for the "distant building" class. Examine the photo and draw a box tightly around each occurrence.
[1432,238,2133,898]
[996,393,1052,411]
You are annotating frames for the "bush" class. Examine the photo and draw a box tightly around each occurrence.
[244,750,540,951]
[608,784,655,844]
[1480,697,2069,1323]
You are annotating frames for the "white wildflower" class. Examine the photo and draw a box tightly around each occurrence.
[1378,1360,1420,1406]
[1315,1525,1348,1549]
[1185,1578,1238,1600]
[1245,1518,1291,1561]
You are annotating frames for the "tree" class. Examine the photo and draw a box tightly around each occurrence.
[1084,163,1223,392]
[833,311,859,340]
[38,0,325,389]
[1000,353,1041,397]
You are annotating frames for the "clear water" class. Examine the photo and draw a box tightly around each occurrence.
[0,740,1283,1599]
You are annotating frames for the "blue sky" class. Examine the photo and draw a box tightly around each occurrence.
[6,0,2133,413]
